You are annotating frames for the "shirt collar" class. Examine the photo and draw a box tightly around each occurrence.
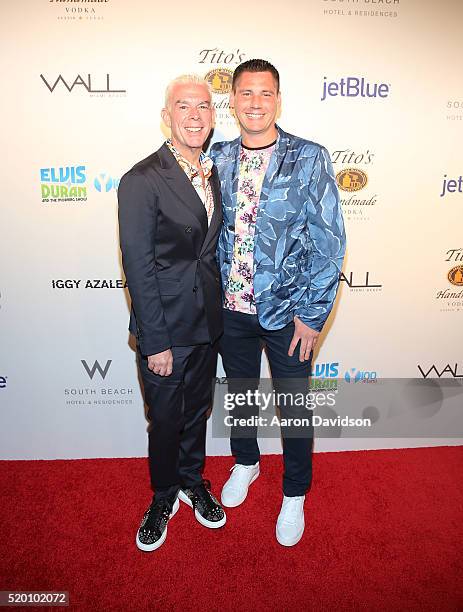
[166,139,212,181]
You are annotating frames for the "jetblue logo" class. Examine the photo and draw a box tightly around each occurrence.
[321,77,390,101]
[81,360,112,380]
[439,175,463,198]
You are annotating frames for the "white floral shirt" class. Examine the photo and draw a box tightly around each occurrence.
[224,143,275,313]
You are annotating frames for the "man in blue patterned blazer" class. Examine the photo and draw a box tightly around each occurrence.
[210,59,345,546]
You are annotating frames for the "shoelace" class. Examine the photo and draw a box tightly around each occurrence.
[230,463,256,483]
[191,479,218,512]
[282,497,304,525]
[143,499,173,532]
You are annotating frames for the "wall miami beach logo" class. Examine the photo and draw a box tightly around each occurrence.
[40,165,87,203]
[321,76,390,101]
[40,73,126,97]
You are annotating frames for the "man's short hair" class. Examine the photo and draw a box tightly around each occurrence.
[232,59,280,92]
[164,74,212,108]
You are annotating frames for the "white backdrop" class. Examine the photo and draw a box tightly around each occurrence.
[0,0,462,459]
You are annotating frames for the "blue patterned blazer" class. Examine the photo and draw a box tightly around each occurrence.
[210,125,346,332]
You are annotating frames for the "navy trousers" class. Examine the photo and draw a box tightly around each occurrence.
[220,309,313,497]
[138,343,217,501]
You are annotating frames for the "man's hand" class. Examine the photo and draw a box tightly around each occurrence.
[147,349,173,377]
[288,317,320,362]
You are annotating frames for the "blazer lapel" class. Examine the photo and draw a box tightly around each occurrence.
[255,126,290,235]
[221,138,241,215]
[154,144,208,236]
[200,165,222,255]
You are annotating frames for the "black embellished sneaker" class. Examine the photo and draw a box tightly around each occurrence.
[178,480,226,528]
[135,497,179,552]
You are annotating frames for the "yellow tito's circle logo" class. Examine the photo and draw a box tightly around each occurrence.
[336,168,368,192]
[205,68,234,94]
[448,265,463,286]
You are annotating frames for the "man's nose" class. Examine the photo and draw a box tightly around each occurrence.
[188,107,200,120]
[250,95,262,107]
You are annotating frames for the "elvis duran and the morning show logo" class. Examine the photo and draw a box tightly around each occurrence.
[39,166,119,203]
[321,76,390,101]
[40,73,126,97]
[436,248,463,313]
[331,148,377,223]
[439,174,463,198]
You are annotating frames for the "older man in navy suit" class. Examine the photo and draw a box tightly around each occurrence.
[119,75,226,552]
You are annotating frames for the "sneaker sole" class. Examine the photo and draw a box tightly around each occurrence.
[275,519,305,547]
[135,498,179,552]
[178,489,227,529]
[221,470,260,508]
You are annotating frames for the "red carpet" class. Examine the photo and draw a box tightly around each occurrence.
[1,447,462,611]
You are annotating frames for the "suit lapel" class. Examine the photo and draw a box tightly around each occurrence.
[200,165,222,255]
[154,144,208,236]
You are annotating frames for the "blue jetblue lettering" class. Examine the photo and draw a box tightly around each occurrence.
[321,77,390,101]
[440,175,463,197]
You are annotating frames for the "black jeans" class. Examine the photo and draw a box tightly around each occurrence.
[138,343,217,501]
[220,309,313,497]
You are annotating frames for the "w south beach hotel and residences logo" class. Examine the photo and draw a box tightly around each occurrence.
[40,166,87,203]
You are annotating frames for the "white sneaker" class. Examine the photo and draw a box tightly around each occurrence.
[276,495,305,547]
[221,462,260,507]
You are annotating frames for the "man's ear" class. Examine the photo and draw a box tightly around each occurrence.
[161,108,171,128]
[229,89,235,111]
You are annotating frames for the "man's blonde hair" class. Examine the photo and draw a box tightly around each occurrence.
[164,74,212,109]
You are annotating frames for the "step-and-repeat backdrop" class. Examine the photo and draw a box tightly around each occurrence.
[1,0,461,459]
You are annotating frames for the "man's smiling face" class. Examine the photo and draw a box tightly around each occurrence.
[230,71,280,142]
[162,82,213,160]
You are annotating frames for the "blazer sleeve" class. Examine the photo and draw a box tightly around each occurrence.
[295,146,346,332]
[118,170,172,355]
